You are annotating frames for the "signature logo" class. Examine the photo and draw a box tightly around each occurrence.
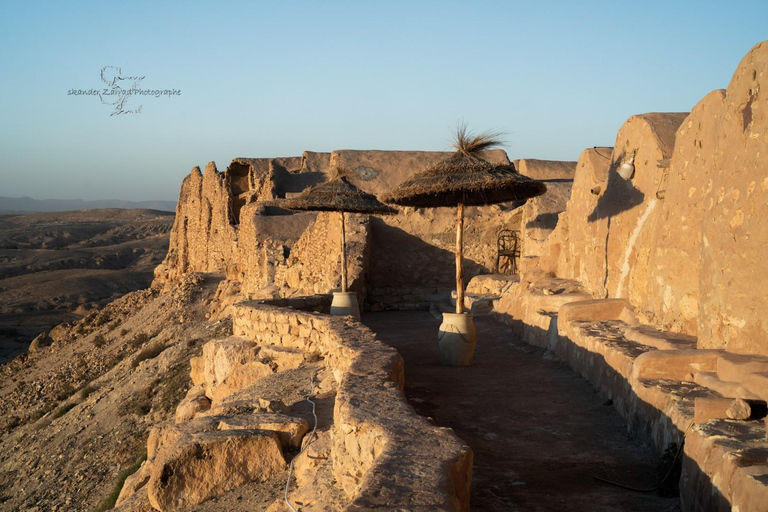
[68,66,181,116]
[98,66,145,115]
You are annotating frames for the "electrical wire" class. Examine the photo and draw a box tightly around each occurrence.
[593,420,695,492]
[592,146,612,160]
[284,374,319,512]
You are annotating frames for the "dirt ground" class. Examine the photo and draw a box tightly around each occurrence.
[363,311,681,512]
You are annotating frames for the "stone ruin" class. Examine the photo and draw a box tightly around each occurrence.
[118,41,768,511]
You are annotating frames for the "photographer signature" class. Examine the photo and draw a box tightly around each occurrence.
[98,66,144,116]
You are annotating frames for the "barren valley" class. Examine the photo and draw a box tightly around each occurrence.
[0,209,174,362]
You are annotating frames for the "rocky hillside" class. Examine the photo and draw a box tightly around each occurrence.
[0,273,274,511]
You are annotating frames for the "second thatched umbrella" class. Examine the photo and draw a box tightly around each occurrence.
[283,169,396,319]
[383,127,546,365]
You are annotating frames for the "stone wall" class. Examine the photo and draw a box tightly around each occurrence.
[331,149,526,307]
[516,159,577,273]
[534,41,768,354]
[231,302,473,510]
[492,40,768,511]
[156,148,538,310]
[539,147,613,295]
[697,42,768,353]
[274,212,370,302]
[154,162,238,285]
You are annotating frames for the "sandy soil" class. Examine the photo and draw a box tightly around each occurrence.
[363,311,681,512]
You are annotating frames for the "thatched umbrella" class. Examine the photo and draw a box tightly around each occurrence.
[283,168,396,317]
[384,127,546,313]
[383,127,546,365]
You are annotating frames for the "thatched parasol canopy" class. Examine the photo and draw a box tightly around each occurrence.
[283,168,395,296]
[383,129,547,207]
[282,171,397,214]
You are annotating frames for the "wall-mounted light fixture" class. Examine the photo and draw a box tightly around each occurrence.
[617,151,636,180]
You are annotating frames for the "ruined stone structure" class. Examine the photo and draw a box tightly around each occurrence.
[490,41,768,512]
[136,41,768,512]
[116,302,471,510]
[154,149,528,309]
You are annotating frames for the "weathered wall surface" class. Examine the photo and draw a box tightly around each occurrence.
[532,41,768,356]
[331,150,525,307]
[516,159,577,272]
[541,147,613,294]
[154,163,238,285]
[646,90,725,335]
[536,114,688,321]
[698,42,768,353]
[602,113,689,312]
[275,212,370,301]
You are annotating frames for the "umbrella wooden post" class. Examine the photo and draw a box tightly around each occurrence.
[340,211,347,293]
[331,210,361,319]
[455,202,465,314]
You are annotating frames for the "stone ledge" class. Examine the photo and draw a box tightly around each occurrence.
[497,278,768,512]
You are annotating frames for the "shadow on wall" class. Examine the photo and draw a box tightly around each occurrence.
[366,217,485,305]
[587,152,645,222]
[525,212,561,230]
[272,167,326,197]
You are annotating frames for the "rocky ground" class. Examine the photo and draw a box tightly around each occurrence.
[0,273,282,511]
[0,209,173,362]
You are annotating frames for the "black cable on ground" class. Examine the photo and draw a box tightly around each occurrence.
[593,420,695,493]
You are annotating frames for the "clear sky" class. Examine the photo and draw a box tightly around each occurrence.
[1,0,766,202]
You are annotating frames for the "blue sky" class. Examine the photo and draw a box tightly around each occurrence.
[1,1,766,202]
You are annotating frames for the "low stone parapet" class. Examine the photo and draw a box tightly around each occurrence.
[232,301,473,511]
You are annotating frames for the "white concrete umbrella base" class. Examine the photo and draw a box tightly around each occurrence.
[330,292,361,320]
[438,312,477,366]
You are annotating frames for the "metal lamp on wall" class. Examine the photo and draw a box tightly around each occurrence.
[617,152,636,180]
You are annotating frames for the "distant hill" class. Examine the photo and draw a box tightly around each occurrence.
[0,196,177,214]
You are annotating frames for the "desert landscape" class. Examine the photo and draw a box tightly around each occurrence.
[0,209,173,362]
[2,3,768,512]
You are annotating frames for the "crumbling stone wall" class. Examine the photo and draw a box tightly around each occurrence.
[274,212,370,301]
[154,162,238,285]
[157,148,530,310]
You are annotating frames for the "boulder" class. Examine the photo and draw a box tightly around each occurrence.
[28,331,52,352]
[174,385,211,424]
[218,413,309,449]
[210,361,273,403]
[147,428,285,511]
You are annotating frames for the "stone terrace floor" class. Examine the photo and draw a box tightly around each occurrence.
[363,311,681,512]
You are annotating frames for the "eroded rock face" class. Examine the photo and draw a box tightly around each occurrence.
[147,427,285,511]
